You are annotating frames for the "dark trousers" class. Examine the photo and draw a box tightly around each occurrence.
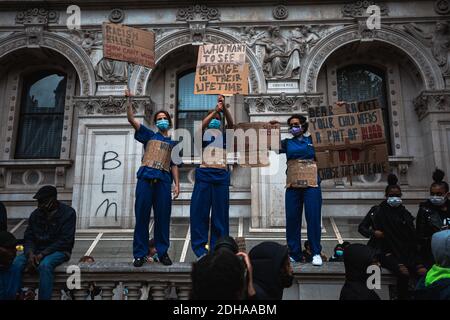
[133,178,171,259]
[381,253,419,300]
[285,186,322,261]
[190,180,230,257]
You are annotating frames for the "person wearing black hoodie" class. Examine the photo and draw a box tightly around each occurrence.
[340,243,381,300]
[416,169,450,269]
[358,174,426,299]
[248,241,294,300]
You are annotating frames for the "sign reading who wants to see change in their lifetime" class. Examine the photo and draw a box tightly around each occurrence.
[194,43,249,95]
[308,99,390,180]
[102,22,155,68]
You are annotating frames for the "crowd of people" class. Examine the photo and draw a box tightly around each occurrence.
[0,91,449,300]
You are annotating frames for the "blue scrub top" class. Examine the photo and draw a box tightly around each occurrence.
[196,129,230,185]
[134,124,178,183]
[280,133,316,161]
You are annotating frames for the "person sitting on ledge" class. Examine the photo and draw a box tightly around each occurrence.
[0,231,20,300]
[11,185,76,300]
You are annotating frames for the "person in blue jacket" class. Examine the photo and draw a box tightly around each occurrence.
[271,114,323,266]
[190,94,234,258]
[126,89,180,267]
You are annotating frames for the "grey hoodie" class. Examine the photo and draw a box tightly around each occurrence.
[431,230,450,268]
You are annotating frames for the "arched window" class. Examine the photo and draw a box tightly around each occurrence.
[177,70,217,151]
[337,64,392,155]
[15,71,67,159]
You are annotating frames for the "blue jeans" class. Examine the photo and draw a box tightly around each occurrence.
[13,251,67,300]
[0,263,22,300]
[285,186,323,261]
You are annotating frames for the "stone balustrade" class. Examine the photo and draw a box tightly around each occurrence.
[20,262,397,300]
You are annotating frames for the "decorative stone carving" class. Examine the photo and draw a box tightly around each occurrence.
[24,24,45,47]
[273,5,288,20]
[74,96,154,122]
[403,22,450,79]
[413,90,450,120]
[188,20,207,45]
[342,1,388,17]
[109,8,125,23]
[96,58,129,82]
[15,8,59,25]
[176,4,220,21]
[255,26,302,79]
[357,19,376,41]
[244,93,323,114]
[435,0,450,14]
[301,25,444,92]
[70,30,102,55]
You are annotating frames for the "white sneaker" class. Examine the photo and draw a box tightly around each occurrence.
[312,254,323,266]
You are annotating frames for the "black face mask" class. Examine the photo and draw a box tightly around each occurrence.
[280,272,294,288]
[38,198,57,213]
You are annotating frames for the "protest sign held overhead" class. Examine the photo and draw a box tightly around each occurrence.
[102,22,155,68]
[194,43,249,95]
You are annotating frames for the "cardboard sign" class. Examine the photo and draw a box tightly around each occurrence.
[232,122,280,167]
[194,43,248,95]
[102,22,155,68]
[316,143,389,180]
[197,43,246,65]
[309,108,386,151]
[142,140,172,172]
[200,146,227,169]
[308,99,381,118]
[286,160,319,188]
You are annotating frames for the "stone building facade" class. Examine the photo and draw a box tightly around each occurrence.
[0,1,449,229]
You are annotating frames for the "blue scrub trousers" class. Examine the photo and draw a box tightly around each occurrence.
[190,180,230,257]
[12,251,67,300]
[133,178,172,259]
[285,185,322,261]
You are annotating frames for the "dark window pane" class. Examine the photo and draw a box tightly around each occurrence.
[15,71,66,159]
[337,65,392,155]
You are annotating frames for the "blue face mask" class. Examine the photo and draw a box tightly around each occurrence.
[335,250,344,257]
[429,195,447,206]
[387,196,402,207]
[208,119,221,129]
[156,119,169,131]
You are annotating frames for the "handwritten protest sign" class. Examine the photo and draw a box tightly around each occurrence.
[194,43,248,95]
[309,107,386,151]
[102,22,155,68]
[308,99,389,180]
[316,143,389,180]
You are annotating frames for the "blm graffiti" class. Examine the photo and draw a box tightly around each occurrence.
[94,151,121,222]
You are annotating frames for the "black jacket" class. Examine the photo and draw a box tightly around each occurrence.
[340,244,381,300]
[416,200,450,268]
[0,201,6,232]
[359,201,420,266]
[249,242,289,300]
[24,201,76,259]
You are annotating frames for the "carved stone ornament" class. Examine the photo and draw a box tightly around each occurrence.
[413,91,450,120]
[435,0,450,15]
[70,30,102,55]
[189,20,207,45]
[109,8,125,23]
[176,5,220,21]
[244,93,323,114]
[15,8,59,25]
[74,96,154,122]
[342,1,388,17]
[273,5,288,20]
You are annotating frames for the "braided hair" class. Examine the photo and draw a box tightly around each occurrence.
[385,173,401,196]
[431,168,449,193]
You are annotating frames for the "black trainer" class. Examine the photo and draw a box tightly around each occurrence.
[133,257,147,267]
[160,253,172,266]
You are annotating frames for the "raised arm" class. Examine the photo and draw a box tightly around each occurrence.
[125,89,140,131]
[222,102,234,129]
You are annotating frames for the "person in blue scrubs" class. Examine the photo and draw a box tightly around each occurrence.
[190,95,234,258]
[272,114,323,266]
[126,90,180,267]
